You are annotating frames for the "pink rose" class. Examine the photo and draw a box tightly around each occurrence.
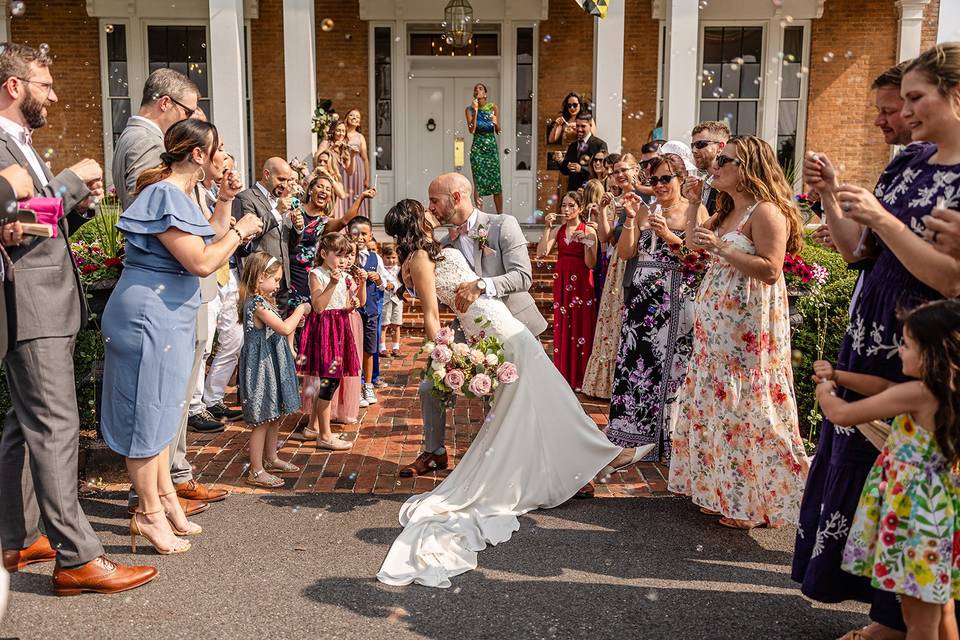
[496,362,519,384]
[435,327,455,345]
[478,227,488,238]
[432,344,452,364]
[468,373,493,397]
[444,369,466,390]
[469,349,485,365]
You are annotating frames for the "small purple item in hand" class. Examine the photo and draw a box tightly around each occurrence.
[19,197,65,238]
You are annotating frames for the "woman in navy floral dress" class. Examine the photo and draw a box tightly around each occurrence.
[792,44,960,637]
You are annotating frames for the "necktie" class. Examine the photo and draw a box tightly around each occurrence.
[447,221,470,241]
[578,139,587,153]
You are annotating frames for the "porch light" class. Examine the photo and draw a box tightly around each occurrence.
[443,0,473,48]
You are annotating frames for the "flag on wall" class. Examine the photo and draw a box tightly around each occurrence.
[575,0,608,18]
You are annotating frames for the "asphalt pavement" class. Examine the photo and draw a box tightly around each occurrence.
[1,493,867,640]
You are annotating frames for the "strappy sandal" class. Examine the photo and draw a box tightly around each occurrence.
[160,490,202,536]
[245,469,285,488]
[130,508,192,555]
[718,517,765,530]
[264,458,301,474]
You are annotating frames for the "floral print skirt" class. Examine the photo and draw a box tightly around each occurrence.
[842,414,960,604]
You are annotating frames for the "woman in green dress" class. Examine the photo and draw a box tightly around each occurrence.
[465,83,503,214]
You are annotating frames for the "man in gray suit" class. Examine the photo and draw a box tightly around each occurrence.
[233,157,303,311]
[400,173,547,477]
[112,68,199,209]
[0,42,156,594]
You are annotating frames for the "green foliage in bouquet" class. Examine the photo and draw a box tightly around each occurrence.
[70,191,124,284]
[311,98,338,138]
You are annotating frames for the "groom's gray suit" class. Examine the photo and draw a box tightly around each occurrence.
[419,209,547,453]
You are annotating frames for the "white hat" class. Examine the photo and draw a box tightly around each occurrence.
[658,140,698,173]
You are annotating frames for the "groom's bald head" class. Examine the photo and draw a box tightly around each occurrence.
[428,172,473,225]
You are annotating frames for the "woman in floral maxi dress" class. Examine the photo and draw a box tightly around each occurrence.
[793,45,960,637]
[668,135,809,529]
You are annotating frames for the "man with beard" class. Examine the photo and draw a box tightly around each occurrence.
[689,120,729,215]
[233,157,303,312]
[111,68,199,209]
[0,42,157,595]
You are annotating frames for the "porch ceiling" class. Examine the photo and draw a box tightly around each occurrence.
[85,0,260,19]
[358,0,549,21]
[651,0,825,20]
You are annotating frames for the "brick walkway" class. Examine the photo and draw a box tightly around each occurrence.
[181,334,670,498]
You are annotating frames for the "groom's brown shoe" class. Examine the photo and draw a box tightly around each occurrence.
[3,535,57,572]
[52,556,157,596]
[399,451,448,477]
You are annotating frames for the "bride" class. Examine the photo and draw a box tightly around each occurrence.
[376,199,652,588]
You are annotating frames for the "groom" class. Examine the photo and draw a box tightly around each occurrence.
[400,173,547,477]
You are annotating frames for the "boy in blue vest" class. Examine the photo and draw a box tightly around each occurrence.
[348,217,396,406]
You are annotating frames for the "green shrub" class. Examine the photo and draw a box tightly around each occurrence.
[790,239,859,449]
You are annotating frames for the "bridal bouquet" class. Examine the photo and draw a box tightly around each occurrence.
[419,326,519,407]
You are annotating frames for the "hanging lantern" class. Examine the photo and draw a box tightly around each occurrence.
[443,0,473,48]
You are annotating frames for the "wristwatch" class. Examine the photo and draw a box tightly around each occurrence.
[476,279,486,292]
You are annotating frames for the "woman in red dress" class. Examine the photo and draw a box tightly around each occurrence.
[536,191,599,389]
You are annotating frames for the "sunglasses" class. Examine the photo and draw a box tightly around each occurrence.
[168,95,196,118]
[647,175,678,186]
[716,155,743,169]
[691,140,721,150]
[592,157,605,163]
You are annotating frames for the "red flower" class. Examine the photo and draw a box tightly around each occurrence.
[874,563,890,577]
[882,578,896,590]
[883,513,899,530]
[104,257,122,268]
[881,531,897,546]
[81,264,98,274]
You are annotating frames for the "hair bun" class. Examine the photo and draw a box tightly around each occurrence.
[159,151,177,166]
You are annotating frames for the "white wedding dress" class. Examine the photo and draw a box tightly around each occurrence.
[376,248,626,588]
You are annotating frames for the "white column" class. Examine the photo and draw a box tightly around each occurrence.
[896,0,931,62]
[937,0,960,43]
[0,1,9,43]
[663,0,699,142]
[209,0,249,177]
[283,0,317,166]
[592,1,625,151]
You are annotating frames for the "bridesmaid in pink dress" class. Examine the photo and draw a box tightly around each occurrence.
[344,109,370,218]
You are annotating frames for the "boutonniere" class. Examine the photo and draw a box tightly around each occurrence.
[471,224,495,256]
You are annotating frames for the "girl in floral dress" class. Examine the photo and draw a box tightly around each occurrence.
[814,299,960,639]
[670,135,809,529]
[536,191,599,389]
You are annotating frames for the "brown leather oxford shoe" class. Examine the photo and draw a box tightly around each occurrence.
[399,450,449,478]
[175,479,229,503]
[127,496,209,517]
[52,556,157,596]
[2,534,57,573]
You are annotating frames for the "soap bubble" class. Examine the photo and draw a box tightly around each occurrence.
[10,1,25,17]
[320,18,335,31]
[542,34,552,43]
[38,43,49,56]
[822,51,835,62]
[105,24,115,33]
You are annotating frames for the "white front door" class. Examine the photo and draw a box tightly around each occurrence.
[405,75,500,213]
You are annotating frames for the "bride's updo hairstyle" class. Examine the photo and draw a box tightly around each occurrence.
[384,198,445,265]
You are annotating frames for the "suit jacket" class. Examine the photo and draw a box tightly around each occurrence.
[442,211,548,337]
[559,135,607,192]
[0,177,17,357]
[232,185,301,287]
[0,131,91,342]
[112,117,164,210]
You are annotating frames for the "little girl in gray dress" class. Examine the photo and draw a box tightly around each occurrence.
[237,252,312,488]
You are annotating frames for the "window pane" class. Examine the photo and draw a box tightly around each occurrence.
[778,135,797,170]
[721,63,740,98]
[376,98,391,131]
[375,136,392,172]
[517,65,532,99]
[737,101,757,135]
[701,63,721,99]
[111,98,130,144]
[718,103,737,131]
[778,100,798,136]
[781,62,801,99]
[106,24,126,60]
[740,62,760,98]
[373,26,392,171]
[108,61,127,96]
[408,31,498,56]
[741,27,763,61]
[721,27,743,62]
[516,27,533,171]
[699,100,719,122]
[783,26,803,62]
[702,27,723,63]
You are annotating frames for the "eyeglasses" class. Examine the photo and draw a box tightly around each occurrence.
[15,77,54,97]
[592,157,605,163]
[716,155,743,169]
[691,140,721,150]
[646,175,678,186]
[167,95,196,119]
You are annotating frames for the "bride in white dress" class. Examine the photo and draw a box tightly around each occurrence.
[377,200,651,588]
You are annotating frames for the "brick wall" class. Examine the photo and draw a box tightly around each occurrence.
[536,0,595,210]
[805,0,899,187]
[250,0,286,169]
[9,0,103,172]
[315,2,369,150]
[621,0,659,152]
[921,0,941,50]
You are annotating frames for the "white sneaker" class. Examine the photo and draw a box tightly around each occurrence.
[364,385,378,405]
[359,396,369,408]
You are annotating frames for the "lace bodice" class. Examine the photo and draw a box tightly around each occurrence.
[310,266,352,310]
[435,248,524,341]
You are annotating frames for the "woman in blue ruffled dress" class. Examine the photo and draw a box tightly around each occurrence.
[100,120,262,555]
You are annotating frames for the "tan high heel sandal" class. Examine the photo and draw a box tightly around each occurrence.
[160,490,202,536]
[130,508,192,555]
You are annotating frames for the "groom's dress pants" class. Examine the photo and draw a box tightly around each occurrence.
[418,322,467,452]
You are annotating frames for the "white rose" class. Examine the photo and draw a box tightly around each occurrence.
[469,349,485,365]
[423,341,436,354]
[432,366,447,382]
[452,343,471,357]
[485,353,499,366]
[431,359,446,372]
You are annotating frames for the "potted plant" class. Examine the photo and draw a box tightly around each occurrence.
[70,187,124,323]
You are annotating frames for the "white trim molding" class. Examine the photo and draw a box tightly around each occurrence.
[896,0,931,62]
[282,0,317,166]
[653,0,824,20]
[592,0,625,152]
[209,0,248,177]
[663,0,699,141]
[87,0,259,19]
